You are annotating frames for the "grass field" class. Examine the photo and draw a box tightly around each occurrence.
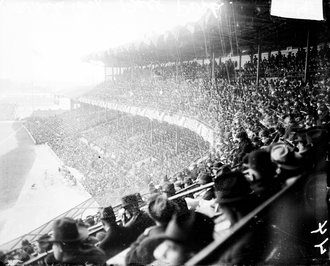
[0,121,91,246]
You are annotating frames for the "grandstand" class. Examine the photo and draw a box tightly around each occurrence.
[0,0,330,265]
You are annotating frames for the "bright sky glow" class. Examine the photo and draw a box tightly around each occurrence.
[0,0,214,90]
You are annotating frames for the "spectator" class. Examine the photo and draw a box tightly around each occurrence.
[233,131,254,165]
[21,240,34,256]
[153,211,214,265]
[243,149,282,203]
[36,234,52,255]
[162,182,189,214]
[120,194,155,242]
[214,171,268,264]
[98,206,132,259]
[125,194,178,265]
[194,172,215,200]
[270,143,304,181]
[48,217,106,265]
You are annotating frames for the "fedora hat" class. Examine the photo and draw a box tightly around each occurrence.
[158,211,214,252]
[247,149,276,174]
[148,194,177,224]
[197,172,213,184]
[305,127,328,144]
[162,182,176,195]
[49,217,88,243]
[214,171,253,204]
[121,193,140,208]
[100,206,116,220]
[270,143,302,170]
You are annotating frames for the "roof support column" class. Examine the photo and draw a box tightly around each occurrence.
[238,51,241,70]
[211,52,215,86]
[304,27,310,83]
[256,29,261,88]
[175,61,178,82]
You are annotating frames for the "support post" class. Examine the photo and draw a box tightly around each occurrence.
[304,28,310,83]
[150,120,153,145]
[256,30,261,88]
[239,52,242,70]
[211,52,215,86]
[175,61,178,82]
[175,127,179,154]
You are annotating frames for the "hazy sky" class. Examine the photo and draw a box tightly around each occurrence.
[0,0,213,90]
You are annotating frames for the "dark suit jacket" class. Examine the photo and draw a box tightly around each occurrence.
[99,224,132,259]
[124,211,155,242]
[125,225,166,266]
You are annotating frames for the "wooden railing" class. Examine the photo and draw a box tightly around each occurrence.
[23,170,329,266]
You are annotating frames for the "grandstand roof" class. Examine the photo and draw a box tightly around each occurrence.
[88,0,330,67]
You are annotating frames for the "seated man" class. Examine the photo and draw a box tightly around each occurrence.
[214,171,269,264]
[36,234,53,255]
[243,149,282,203]
[98,206,132,259]
[120,193,155,242]
[125,194,179,265]
[185,172,215,212]
[153,211,214,265]
[162,182,189,214]
[48,217,106,265]
[194,172,215,200]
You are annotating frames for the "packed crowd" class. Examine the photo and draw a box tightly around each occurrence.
[2,122,328,265]
[25,107,209,199]
[2,45,330,265]
[87,47,330,164]
[243,44,330,79]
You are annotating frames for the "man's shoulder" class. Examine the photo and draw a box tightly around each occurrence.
[138,211,154,223]
[143,225,164,236]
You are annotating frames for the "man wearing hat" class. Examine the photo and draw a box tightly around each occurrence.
[162,182,189,215]
[98,206,132,259]
[270,142,304,180]
[120,193,155,243]
[211,161,224,177]
[214,172,270,265]
[193,172,215,200]
[125,194,179,265]
[36,234,53,255]
[153,211,214,265]
[243,149,282,203]
[48,217,106,265]
[234,131,254,163]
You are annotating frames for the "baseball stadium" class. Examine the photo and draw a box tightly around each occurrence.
[0,0,329,265]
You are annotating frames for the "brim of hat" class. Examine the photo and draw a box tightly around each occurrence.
[277,162,301,170]
[154,233,211,250]
[46,227,89,243]
[100,214,116,220]
[121,203,131,208]
[153,233,186,246]
[216,192,254,204]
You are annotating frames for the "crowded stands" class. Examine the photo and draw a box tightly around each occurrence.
[1,43,327,265]
[2,1,330,265]
[25,107,209,199]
